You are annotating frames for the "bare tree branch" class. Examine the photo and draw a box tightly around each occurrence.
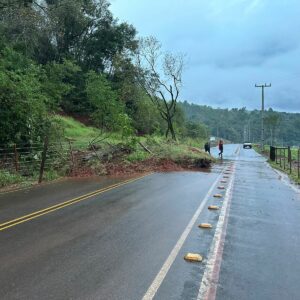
[135,36,185,140]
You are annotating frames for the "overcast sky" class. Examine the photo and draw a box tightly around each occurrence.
[110,0,300,112]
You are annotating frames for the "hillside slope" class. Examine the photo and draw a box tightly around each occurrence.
[180,101,300,145]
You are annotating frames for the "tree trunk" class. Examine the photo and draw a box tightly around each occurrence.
[165,126,170,138]
[169,120,176,140]
[165,116,176,140]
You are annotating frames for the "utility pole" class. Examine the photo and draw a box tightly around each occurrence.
[243,125,247,142]
[248,120,251,142]
[255,83,271,150]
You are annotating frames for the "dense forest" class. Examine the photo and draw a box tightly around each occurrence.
[0,0,208,147]
[0,0,298,149]
[180,102,300,146]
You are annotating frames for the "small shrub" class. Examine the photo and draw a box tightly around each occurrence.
[43,170,60,181]
[0,170,23,187]
[126,151,150,162]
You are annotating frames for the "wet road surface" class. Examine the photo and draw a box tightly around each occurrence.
[215,148,300,300]
[0,144,299,300]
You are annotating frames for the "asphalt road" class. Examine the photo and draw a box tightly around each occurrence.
[0,145,299,300]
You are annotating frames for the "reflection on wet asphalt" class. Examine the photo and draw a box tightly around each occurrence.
[216,145,300,300]
[0,144,299,300]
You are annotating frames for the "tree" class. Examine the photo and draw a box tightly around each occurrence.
[184,121,208,139]
[0,0,48,61]
[110,55,140,117]
[0,47,49,145]
[265,112,281,146]
[133,95,165,135]
[41,59,80,111]
[136,36,184,140]
[86,71,132,135]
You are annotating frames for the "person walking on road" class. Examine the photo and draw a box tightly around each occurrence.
[204,141,211,155]
[218,139,223,158]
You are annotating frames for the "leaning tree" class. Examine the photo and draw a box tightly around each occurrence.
[136,36,184,140]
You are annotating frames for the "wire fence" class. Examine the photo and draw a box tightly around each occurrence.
[0,139,94,183]
[270,146,300,179]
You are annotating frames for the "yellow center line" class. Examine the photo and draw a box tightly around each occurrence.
[0,173,153,232]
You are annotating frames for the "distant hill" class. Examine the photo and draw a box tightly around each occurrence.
[179,101,300,146]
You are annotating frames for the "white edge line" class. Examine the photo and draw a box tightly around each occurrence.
[142,170,225,300]
[197,165,236,300]
[269,165,300,194]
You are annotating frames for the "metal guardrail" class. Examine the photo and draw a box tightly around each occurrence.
[270,146,300,179]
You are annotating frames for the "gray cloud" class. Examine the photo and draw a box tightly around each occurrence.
[111,0,300,112]
[215,39,299,69]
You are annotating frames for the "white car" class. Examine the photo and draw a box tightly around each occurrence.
[243,142,252,149]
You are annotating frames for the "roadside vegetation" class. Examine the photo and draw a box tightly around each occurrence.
[1,1,298,189]
[0,114,212,189]
[181,102,300,145]
[253,145,300,184]
[0,1,213,189]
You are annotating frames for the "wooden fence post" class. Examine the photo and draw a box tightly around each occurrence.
[280,149,282,168]
[39,136,49,184]
[288,146,291,174]
[298,147,300,178]
[14,144,19,172]
[68,140,75,175]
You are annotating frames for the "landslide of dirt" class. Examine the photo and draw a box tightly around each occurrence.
[105,157,211,176]
[69,142,212,177]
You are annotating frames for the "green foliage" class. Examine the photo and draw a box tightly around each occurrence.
[136,36,184,140]
[180,102,300,145]
[133,95,165,135]
[0,47,49,145]
[60,68,88,113]
[0,1,220,188]
[0,0,139,112]
[0,1,50,62]
[0,47,81,146]
[86,71,133,135]
[126,150,150,162]
[42,60,81,111]
[42,169,61,182]
[143,139,211,162]
[183,121,208,139]
[116,113,134,137]
[264,112,281,146]
[52,115,101,142]
[0,170,23,187]
[0,0,217,154]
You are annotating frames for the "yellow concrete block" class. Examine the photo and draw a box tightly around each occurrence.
[208,205,219,210]
[199,223,213,229]
[184,253,203,262]
[213,194,222,198]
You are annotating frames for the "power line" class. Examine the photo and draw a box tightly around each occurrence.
[255,83,271,150]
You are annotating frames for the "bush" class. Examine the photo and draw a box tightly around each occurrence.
[86,71,133,135]
[126,151,150,162]
[0,47,49,145]
[0,171,23,187]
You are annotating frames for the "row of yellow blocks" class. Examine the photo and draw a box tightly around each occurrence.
[184,166,233,263]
